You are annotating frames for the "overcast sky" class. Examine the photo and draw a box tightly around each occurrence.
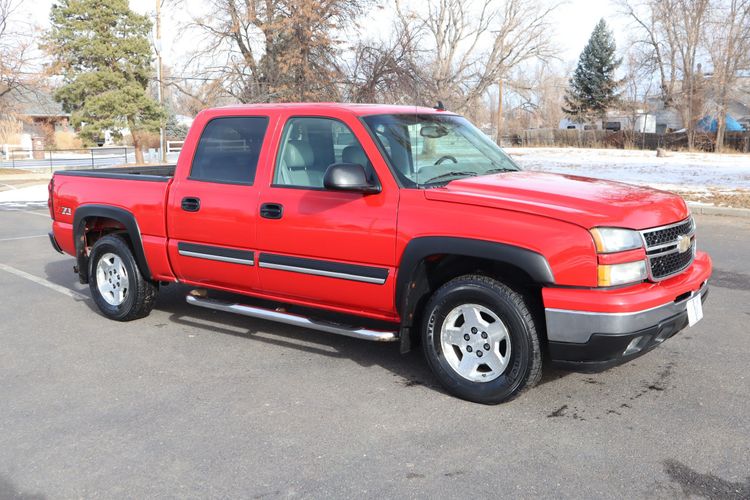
[19,0,628,70]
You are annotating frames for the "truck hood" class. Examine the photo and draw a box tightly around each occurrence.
[423,171,689,229]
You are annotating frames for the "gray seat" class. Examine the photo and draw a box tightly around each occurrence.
[342,145,376,183]
[279,140,323,187]
[342,145,369,167]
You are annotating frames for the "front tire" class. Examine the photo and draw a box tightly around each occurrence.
[88,234,157,321]
[422,275,542,404]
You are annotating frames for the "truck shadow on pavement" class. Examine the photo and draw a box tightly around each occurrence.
[663,458,750,500]
[0,474,45,500]
[155,283,447,393]
[156,284,573,396]
[42,259,571,397]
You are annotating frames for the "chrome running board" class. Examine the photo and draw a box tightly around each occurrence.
[186,295,398,342]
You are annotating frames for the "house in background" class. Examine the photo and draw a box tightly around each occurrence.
[0,86,72,149]
[645,73,750,134]
[558,109,656,133]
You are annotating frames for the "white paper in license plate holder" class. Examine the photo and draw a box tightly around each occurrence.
[686,294,703,327]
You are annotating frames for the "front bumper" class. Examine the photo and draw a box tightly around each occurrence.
[543,251,712,371]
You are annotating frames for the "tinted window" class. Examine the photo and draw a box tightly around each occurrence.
[273,117,376,189]
[190,117,269,184]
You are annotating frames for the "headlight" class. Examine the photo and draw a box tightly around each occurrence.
[598,261,648,286]
[590,227,643,253]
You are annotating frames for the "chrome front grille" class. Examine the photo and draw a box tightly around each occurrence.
[642,219,694,247]
[640,217,695,281]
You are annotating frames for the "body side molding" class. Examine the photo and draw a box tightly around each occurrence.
[177,242,255,266]
[258,253,389,285]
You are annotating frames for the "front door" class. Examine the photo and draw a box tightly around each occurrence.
[256,114,399,317]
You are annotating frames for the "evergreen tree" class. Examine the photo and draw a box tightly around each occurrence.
[45,0,164,163]
[563,19,621,123]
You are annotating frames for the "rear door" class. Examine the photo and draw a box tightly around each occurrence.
[255,113,399,317]
[166,114,272,292]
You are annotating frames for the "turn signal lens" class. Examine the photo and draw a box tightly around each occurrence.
[48,177,55,219]
[598,261,648,287]
[590,227,643,253]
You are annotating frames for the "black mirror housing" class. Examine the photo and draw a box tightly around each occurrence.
[323,163,380,193]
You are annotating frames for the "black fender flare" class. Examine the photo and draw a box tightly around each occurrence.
[73,204,152,283]
[395,237,555,351]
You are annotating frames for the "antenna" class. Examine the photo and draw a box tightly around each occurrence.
[434,101,445,111]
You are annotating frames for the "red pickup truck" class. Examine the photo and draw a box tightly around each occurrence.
[48,103,711,404]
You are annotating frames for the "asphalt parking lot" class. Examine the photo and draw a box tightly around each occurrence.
[0,206,748,499]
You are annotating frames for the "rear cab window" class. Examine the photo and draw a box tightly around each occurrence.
[190,117,269,185]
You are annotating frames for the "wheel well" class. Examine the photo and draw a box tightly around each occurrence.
[75,215,150,284]
[401,254,545,352]
[82,217,129,251]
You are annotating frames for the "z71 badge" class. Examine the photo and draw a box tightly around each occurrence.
[60,207,72,216]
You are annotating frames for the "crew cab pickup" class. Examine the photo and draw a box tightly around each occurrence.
[48,103,712,404]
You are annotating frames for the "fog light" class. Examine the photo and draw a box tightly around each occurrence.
[624,336,644,355]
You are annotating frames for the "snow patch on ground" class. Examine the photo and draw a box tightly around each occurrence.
[0,184,49,202]
[506,147,750,193]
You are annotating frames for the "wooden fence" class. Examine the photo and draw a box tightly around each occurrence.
[503,129,750,153]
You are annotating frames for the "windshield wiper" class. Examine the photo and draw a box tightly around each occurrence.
[421,171,478,185]
[482,167,516,175]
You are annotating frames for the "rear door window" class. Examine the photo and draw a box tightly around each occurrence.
[190,117,269,185]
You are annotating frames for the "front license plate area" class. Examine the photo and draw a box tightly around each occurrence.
[686,294,704,327]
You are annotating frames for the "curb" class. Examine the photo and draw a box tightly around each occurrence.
[688,203,750,219]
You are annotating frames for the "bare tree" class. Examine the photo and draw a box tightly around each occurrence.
[707,0,750,151]
[617,0,679,107]
[401,0,559,118]
[345,11,425,104]
[504,62,568,130]
[182,0,363,103]
[618,0,710,149]
[0,0,34,102]
[0,0,40,145]
[166,77,230,116]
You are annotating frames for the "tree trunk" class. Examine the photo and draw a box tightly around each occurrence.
[715,103,727,153]
[129,117,144,164]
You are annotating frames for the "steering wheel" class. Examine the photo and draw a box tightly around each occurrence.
[434,155,458,165]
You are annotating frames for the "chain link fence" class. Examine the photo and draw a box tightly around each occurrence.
[0,146,134,171]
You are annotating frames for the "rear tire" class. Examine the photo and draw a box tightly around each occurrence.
[422,275,542,404]
[88,234,157,321]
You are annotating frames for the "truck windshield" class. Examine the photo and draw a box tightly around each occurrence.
[362,113,520,187]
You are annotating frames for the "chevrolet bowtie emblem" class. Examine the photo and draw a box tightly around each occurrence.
[676,234,691,253]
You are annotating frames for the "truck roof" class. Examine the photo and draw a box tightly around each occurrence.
[214,102,452,117]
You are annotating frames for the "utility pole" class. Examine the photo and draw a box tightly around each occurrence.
[155,0,166,163]
[496,79,503,146]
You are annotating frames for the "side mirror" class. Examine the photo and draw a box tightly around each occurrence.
[323,163,380,194]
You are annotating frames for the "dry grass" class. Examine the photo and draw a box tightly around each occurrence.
[54,131,83,150]
[0,168,33,175]
[680,189,750,209]
[0,119,22,145]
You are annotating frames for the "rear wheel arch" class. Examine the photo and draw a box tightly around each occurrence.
[73,205,152,284]
[396,237,554,352]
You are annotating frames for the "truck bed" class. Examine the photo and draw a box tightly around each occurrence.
[55,165,176,182]
[51,165,176,264]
